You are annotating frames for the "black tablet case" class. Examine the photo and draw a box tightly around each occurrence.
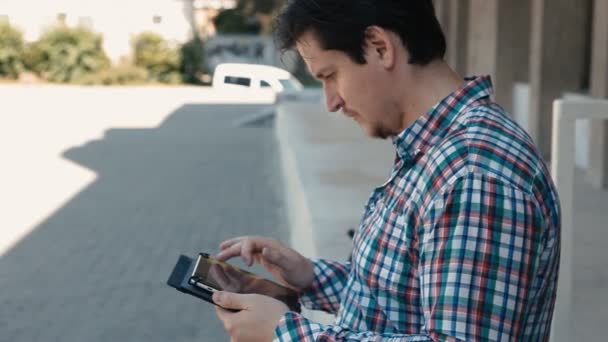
[167,255,214,303]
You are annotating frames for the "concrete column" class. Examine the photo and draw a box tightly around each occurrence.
[445,0,469,76]
[433,0,450,30]
[588,0,608,188]
[434,0,469,76]
[467,0,530,114]
[529,0,591,158]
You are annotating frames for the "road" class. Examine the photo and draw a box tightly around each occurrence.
[0,86,287,341]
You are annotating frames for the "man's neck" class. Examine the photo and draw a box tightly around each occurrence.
[396,60,465,132]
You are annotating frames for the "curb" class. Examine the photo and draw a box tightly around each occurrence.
[275,102,335,325]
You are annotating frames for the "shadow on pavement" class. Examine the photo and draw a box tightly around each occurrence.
[0,104,288,341]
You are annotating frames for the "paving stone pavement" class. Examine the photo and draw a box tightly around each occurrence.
[1,97,288,342]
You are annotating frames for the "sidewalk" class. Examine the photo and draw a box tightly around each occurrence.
[276,100,608,339]
[0,85,281,341]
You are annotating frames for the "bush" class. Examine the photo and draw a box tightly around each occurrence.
[0,21,25,79]
[21,42,45,74]
[180,38,206,84]
[31,25,110,83]
[73,64,149,85]
[132,32,182,84]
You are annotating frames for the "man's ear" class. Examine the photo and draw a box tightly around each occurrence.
[364,26,396,69]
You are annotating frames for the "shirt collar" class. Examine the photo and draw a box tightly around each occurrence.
[391,75,494,160]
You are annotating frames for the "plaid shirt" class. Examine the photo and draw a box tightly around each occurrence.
[274,76,560,341]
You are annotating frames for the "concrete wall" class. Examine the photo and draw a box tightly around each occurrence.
[588,0,608,188]
[434,0,470,76]
[529,0,592,158]
[513,84,592,170]
[467,0,530,114]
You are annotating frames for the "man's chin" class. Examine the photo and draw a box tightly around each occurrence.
[363,125,390,139]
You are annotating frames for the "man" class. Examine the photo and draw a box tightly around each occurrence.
[212,0,561,341]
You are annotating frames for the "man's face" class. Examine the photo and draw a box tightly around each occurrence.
[296,30,399,139]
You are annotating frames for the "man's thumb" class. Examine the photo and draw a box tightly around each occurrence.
[213,291,244,310]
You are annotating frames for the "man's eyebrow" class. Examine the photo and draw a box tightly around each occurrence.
[313,66,331,79]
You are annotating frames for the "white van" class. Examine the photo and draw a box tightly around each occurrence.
[212,63,303,93]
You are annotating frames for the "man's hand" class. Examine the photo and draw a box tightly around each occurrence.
[216,236,314,291]
[213,291,289,342]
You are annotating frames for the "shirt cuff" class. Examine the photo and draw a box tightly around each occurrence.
[298,258,348,312]
[273,312,323,342]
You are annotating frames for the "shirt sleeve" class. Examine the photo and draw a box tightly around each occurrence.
[274,173,546,341]
[274,312,448,342]
[298,259,351,314]
[418,173,545,341]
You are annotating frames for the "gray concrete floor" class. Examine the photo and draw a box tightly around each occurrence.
[0,86,286,341]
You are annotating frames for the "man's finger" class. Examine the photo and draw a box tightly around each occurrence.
[241,240,260,266]
[216,242,243,261]
[219,237,246,250]
[213,291,247,310]
[215,305,233,322]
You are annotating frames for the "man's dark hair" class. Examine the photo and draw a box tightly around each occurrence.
[274,0,446,65]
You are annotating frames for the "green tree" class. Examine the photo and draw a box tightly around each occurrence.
[132,32,182,84]
[248,0,283,14]
[0,21,25,79]
[180,38,207,84]
[31,25,110,83]
[214,0,282,34]
[213,8,260,34]
[74,63,149,86]
[21,41,45,74]
[238,0,281,15]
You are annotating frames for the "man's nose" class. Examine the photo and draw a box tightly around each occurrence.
[324,87,344,112]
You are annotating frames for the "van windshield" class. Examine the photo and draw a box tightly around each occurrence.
[279,79,299,91]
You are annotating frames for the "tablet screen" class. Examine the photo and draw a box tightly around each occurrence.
[191,254,300,311]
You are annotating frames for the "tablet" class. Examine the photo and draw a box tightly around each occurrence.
[167,253,301,313]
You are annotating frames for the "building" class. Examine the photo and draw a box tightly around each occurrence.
[0,0,233,62]
[433,0,608,189]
